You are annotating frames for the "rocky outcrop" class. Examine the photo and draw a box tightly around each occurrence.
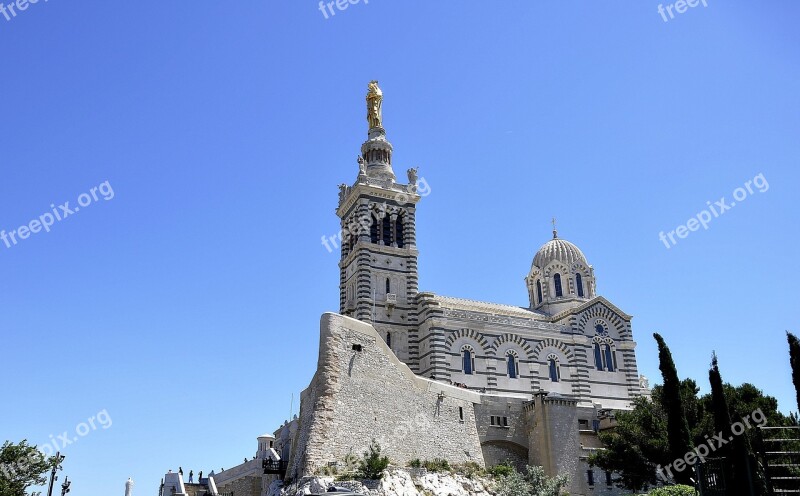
[277,468,496,496]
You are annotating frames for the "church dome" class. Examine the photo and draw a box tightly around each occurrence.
[532,233,588,270]
[526,228,596,314]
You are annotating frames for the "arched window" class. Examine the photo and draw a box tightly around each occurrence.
[506,351,519,379]
[595,324,605,336]
[370,215,379,244]
[386,332,392,348]
[381,216,391,245]
[548,354,560,382]
[576,273,584,297]
[461,346,475,375]
[554,273,563,297]
[385,277,391,294]
[536,280,543,304]
[395,216,404,248]
[593,342,603,371]
[593,337,617,372]
[604,345,615,372]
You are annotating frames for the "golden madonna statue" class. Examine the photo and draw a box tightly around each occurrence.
[366,80,383,129]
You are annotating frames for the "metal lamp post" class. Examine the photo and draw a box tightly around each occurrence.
[46,452,66,496]
[60,476,71,496]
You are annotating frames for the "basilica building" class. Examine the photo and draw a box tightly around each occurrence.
[288,82,649,495]
[172,82,650,496]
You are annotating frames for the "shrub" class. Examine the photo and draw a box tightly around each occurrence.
[495,465,569,496]
[357,440,389,480]
[456,461,485,478]
[647,485,696,496]
[408,458,422,468]
[319,464,338,476]
[488,462,515,478]
[423,458,451,472]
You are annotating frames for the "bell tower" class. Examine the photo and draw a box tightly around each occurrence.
[335,81,422,370]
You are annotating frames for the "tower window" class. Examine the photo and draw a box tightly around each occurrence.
[395,216,404,248]
[459,407,464,421]
[382,216,391,245]
[554,273,563,297]
[506,351,519,379]
[587,469,595,486]
[461,346,475,375]
[536,280,543,304]
[370,216,379,244]
[606,471,613,486]
[576,273,584,297]
[386,277,391,294]
[386,332,392,348]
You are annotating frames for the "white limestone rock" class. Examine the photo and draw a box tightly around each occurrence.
[281,469,496,496]
[378,469,419,496]
[291,476,335,496]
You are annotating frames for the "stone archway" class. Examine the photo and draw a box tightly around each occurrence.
[480,440,529,471]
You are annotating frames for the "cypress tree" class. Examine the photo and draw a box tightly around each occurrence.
[709,353,754,496]
[788,332,800,414]
[653,333,694,485]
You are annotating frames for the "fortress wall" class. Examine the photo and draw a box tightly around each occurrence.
[291,313,485,477]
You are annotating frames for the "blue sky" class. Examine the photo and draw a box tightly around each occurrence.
[1,1,798,494]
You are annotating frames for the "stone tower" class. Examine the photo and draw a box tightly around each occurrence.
[336,81,422,368]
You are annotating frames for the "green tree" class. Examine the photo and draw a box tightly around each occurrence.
[593,358,791,492]
[494,465,569,496]
[709,353,757,496]
[653,333,694,485]
[357,440,389,480]
[788,332,800,414]
[590,396,669,491]
[0,441,57,496]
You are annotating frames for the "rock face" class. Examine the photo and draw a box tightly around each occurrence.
[288,314,485,479]
[279,469,496,496]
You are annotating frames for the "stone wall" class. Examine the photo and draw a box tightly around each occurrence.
[290,313,485,478]
[474,396,528,469]
[526,394,581,496]
[216,475,261,496]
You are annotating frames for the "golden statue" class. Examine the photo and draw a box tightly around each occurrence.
[366,80,383,129]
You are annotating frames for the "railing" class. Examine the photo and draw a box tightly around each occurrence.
[385,293,397,305]
[262,459,289,478]
[696,457,728,496]
[758,426,800,495]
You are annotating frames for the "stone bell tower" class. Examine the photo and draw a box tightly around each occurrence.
[335,81,422,370]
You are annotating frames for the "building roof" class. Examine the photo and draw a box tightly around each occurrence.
[532,235,589,270]
[429,294,549,320]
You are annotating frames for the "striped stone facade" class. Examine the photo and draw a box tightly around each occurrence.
[314,87,648,495]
